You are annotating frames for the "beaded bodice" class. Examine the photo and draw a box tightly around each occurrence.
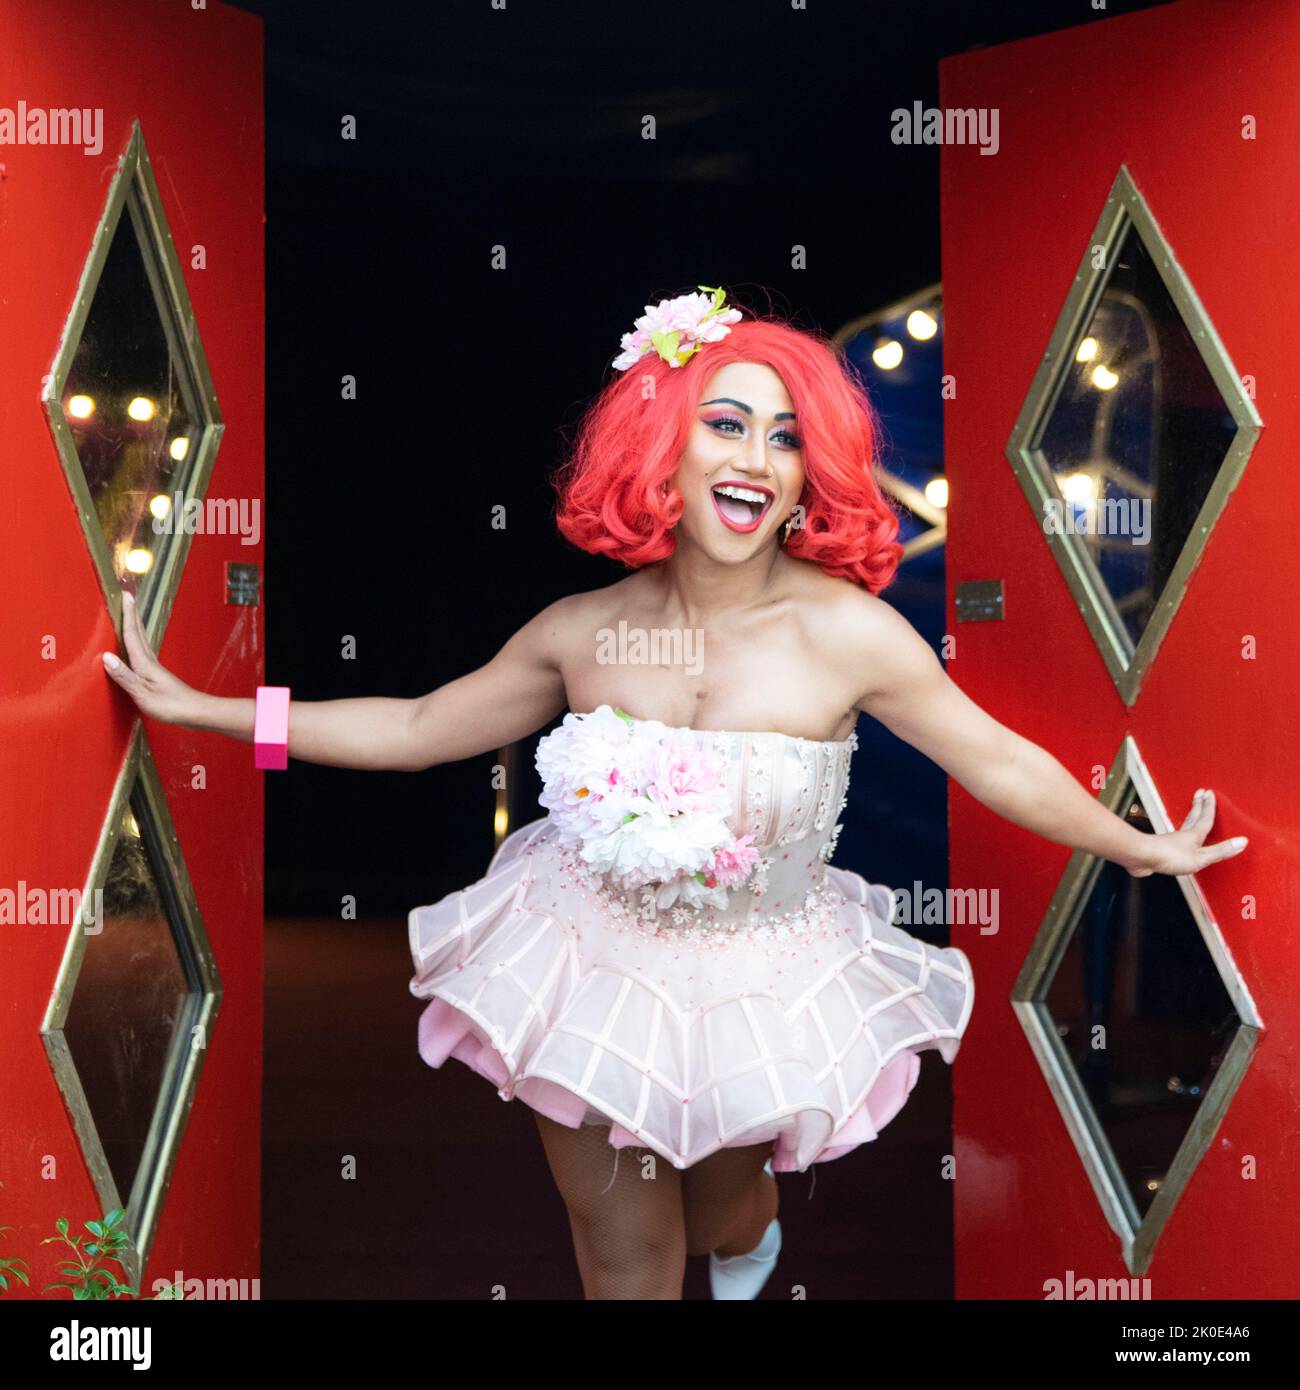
[551,723,859,951]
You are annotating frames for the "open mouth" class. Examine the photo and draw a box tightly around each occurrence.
[710,482,774,534]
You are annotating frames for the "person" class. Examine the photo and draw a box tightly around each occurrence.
[102,286,1248,1301]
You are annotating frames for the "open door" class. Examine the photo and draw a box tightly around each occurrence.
[0,1,264,1295]
[940,0,1296,1296]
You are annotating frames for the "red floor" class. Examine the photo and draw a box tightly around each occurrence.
[262,916,958,1299]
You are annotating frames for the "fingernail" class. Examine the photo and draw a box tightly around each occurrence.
[1233,837,1248,847]
[103,653,119,669]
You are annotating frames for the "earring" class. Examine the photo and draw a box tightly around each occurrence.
[780,516,793,544]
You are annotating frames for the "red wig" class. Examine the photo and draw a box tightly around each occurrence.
[551,307,903,594]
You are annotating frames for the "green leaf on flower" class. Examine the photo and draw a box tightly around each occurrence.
[612,708,633,727]
[650,329,680,362]
[696,285,727,320]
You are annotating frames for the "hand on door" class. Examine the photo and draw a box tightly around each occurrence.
[1126,789,1249,877]
[100,591,201,726]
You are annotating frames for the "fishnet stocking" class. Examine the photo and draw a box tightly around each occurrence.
[533,1112,781,1297]
[533,1112,686,1299]
[681,1140,778,1258]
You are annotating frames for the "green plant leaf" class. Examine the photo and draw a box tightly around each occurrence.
[85,1221,104,1238]
[55,1218,69,1236]
[103,1208,125,1228]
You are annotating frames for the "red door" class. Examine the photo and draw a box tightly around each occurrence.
[0,2,264,1296]
[940,0,1298,1298]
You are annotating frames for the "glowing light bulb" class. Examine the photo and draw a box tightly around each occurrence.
[1075,336,1099,363]
[1091,364,1119,390]
[924,476,949,509]
[872,338,904,370]
[169,435,190,461]
[1061,471,1095,502]
[128,396,156,421]
[124,548,154,574]
[67,394,95,420]
[494,806,509,839]
[149,494,171,520]
[906,309,938,341]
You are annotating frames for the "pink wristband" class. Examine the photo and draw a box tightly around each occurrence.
[254,685,290,770]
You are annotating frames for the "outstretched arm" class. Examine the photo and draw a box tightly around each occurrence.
[837,596,1247,878]
[102,591,570,772]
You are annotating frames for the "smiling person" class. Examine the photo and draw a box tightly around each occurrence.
[102,287,1248,1302]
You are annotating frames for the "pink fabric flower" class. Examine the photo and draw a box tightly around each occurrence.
[710,833,760,887]
[646,731,726,817]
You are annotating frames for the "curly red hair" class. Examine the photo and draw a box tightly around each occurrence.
[551,307,902,594]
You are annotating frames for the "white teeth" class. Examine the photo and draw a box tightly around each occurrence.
[713,485,769,505]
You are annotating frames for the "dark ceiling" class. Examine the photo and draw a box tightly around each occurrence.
[229,0,1174,187]
[225,0,1178,915]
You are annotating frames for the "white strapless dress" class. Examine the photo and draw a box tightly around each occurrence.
[407,712,974,1173]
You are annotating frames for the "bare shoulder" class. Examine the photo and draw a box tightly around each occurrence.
[788,564,938,701]
[788,564,897,645]
[512,575,641,653]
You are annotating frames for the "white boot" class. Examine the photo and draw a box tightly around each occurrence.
[708,1159,781,1300]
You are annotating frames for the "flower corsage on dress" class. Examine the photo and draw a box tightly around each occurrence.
[536,706,758,912]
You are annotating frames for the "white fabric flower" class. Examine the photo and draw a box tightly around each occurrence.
[535,703,752,910]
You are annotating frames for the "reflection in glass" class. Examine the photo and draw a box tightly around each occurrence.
[1043,801,1241,1218]
[1036,223,1238,649]
[63,798,200,1204]
[61,197,200,607]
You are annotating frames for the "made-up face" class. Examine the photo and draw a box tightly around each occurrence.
[669,361,805,564]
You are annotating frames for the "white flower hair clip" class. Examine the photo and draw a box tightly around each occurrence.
[612,284,743,371]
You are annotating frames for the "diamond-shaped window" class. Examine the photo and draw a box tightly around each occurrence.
[42,726,221,1288]
[43,119,223,647]
[1006,165,1261,705]
[1012,737,1261,1274]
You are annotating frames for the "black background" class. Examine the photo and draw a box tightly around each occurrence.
[226,0,1173,914]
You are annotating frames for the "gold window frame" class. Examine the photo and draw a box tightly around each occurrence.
[1010,735,1261,1275]
[41,722,223,1290]
[42,118,224,650]
[1004,164,1262,706]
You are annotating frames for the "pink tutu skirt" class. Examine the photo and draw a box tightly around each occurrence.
[408,818,974,1173]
